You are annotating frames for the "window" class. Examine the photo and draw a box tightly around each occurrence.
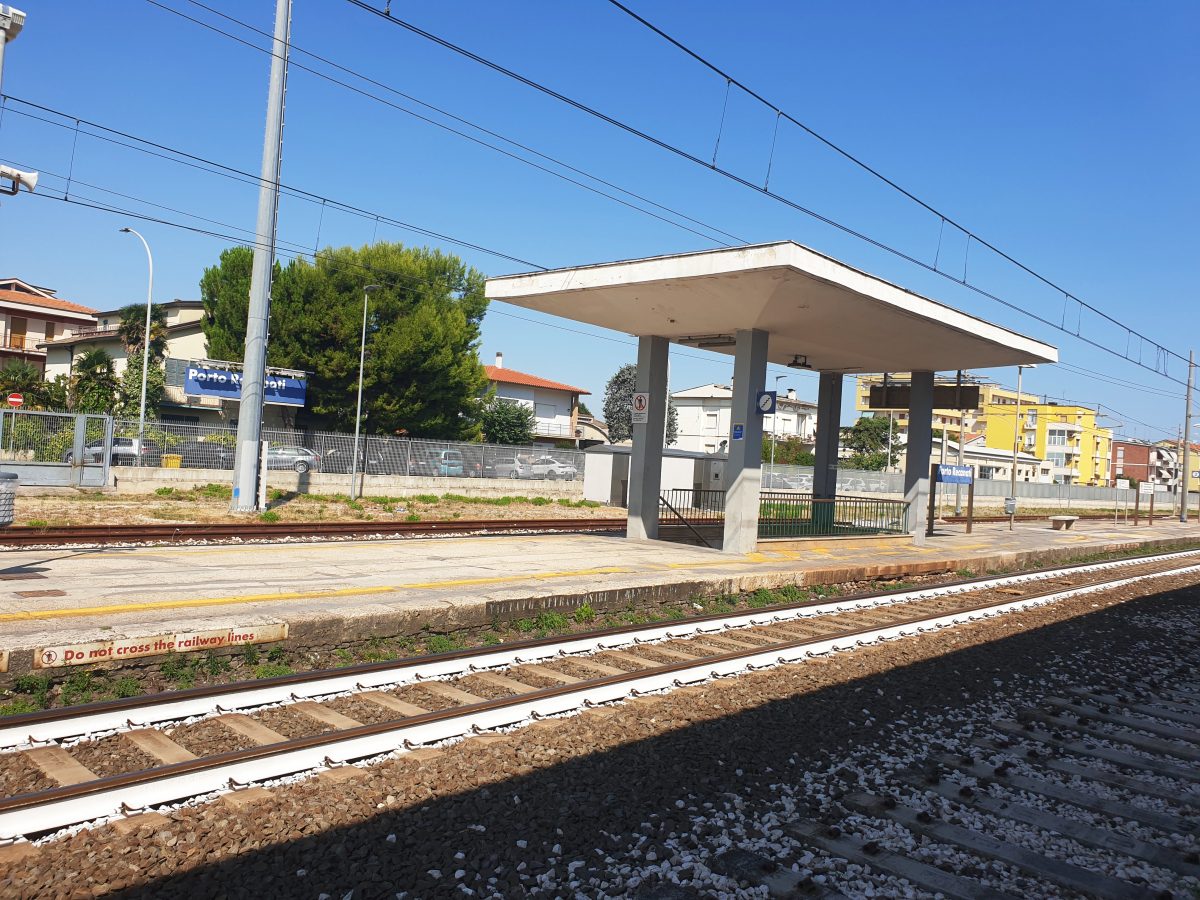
[704,413,719,432]
[1048,429,1067,446]
[978,466,996,480]
[1048,452,1066,467]
[1117,446,1124,458]
[1027,410,1037,425]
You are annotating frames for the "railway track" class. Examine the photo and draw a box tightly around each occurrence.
[0,516,627,548]
[2,548,1199,853]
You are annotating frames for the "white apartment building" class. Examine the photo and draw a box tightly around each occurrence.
[670,382,817,454]
[484,352,589,447]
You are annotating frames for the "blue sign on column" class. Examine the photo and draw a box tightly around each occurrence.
[936,464,973,484]
[185,366,307,407]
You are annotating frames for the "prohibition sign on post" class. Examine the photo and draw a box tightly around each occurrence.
[631,392,649,425]
[6,393,22,407]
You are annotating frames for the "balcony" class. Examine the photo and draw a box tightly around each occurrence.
[533,420,578,438]
[68,324,120,339]
[1,335,46,354]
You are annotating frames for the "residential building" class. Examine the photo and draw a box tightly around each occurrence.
[484,352,588,447]
[0,278,98,372]
[1110,438,1200,494]
[575,413,610,448]
[39,299,244,425]
[670,382,817,454]
[983,401,1112,486]
[854,373,1038,443]
[948,436,1047,482]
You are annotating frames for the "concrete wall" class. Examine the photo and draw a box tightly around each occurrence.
[109,467,586,499]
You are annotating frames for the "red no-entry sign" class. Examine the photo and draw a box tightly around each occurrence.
[6,393,22,407]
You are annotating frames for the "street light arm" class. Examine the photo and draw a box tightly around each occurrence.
[121,228,154,469]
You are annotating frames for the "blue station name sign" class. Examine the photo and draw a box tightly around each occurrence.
[185,367,307,407]
[935,464,973,484]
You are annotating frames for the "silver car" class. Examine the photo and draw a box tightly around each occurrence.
[531,456,577,481]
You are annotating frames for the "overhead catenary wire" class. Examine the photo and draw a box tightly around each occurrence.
[142,0,742,250]
[341,0,1190,387]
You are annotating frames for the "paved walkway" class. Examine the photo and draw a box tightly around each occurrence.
[2,518,1198,667]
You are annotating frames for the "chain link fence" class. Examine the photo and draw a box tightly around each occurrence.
[106,419,587,481]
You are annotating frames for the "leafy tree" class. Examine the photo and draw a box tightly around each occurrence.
[480,398,535,445]
[841,416,900,466]
[69,348,119,413]
[842,451,890,471]
[578,400,592,417]
[117,303,168,361]
[601,363,677,446]
[201,241,490,439]
[198,246,258,362]
[0,358,47,408]
[116,360,166,418]
[762,436,814,466]
[44,375,69,411]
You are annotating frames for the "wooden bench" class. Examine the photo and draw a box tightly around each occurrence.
[1049,515,1080,530]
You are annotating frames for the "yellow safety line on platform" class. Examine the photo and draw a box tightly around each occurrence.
[0,567,632,623]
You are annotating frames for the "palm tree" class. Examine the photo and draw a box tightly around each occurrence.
[0,358,46,408]
[69,347,119,413]
[117,303,168,361]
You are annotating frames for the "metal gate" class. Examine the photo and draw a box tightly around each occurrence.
[0,410,112,487]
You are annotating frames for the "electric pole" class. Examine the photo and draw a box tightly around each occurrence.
[231,0,291,511]
[1183,351,1194,523]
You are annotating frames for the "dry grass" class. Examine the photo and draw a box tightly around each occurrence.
[14,486,622,527]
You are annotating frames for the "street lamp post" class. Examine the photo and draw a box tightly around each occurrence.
[770,375,786,480]
[350,285,380,501]
[1009,364,1035,531]
[120,228,153,468]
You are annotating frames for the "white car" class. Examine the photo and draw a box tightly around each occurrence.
[530,456,578,481]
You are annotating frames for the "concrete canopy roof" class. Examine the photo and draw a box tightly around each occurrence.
[486,242,1058,373]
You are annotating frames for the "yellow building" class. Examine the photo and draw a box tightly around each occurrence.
[854,374,1037,443]
[984,402,1112,486]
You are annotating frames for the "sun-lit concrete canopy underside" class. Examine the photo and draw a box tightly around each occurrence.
[486,242,1058,372]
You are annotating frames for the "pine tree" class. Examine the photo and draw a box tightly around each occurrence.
[602,363,677,446]
[200,241,490,439]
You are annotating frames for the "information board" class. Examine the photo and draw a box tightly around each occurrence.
[935,464,973,484]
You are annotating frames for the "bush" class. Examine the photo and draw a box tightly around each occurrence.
[405,513,421,522]
[253,663,294,679]
[747,588,776,608]
[777,584,802,602]
[535,611,569,631]
[206,649,230,677]
[267,646,288,664]
[241,642,260,666]
[259,510,281,523]
[414,494,439,504]
[573,603,596,624]
[111,676,143,699]
[155,487,175,496]
[531,497,551,506]
[26,519,47,528]
[425,634,465,654]
[61,670,95,706]
[482,632,501,645]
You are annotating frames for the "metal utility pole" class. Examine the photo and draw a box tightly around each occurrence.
[955,370,966,514]
[120,229,153,467]
[350,285,380,501]
[1009,366,1027,532]
[0,6,26,97]
[231,0,292,512]
[1183,351,1194,523]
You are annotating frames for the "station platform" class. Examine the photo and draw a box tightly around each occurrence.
[1,518,1198,676]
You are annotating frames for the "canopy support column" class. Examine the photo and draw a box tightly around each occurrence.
[722,328,769,554]
[812,373,843,500]
[905,371,935,546]
[627,335,669,541]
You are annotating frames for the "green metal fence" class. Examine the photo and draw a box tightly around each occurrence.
[758,491,910,538]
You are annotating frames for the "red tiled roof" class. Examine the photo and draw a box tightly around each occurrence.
[0,289,98,316]
[484,365,590,395]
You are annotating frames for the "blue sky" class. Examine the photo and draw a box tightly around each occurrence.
[1,1,1196,439]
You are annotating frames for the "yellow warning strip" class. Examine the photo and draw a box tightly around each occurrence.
[0,567,631,622]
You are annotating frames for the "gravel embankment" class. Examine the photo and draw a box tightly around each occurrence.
[1,573,1198,899]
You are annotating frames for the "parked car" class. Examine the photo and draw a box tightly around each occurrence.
[839,477,868,493]
[63,436,162,467]
[761,472,799,490]
[175,440,231,470]
[487,456,534,479]
[408,449,463,477]
[265,446,322,473]
[529,456,577,481]
[793,474,814,491]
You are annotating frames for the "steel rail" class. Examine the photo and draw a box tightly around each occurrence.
[0,516,628,548]
[4,547,1198,749]
[2,556,1200,839]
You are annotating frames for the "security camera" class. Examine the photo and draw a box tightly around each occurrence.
[0,165,35,195]
[0,6,25,43]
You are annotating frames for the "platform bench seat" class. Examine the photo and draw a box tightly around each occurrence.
[1049,515,1080,530]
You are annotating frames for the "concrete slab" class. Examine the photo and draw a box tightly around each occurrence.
[0,520,1197,675]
